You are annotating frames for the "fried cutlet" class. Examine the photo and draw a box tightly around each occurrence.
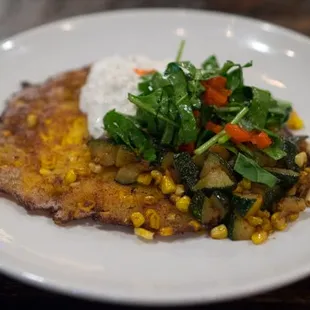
[0,67,200,236]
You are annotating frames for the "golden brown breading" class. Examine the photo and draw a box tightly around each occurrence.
[0,67,199,236]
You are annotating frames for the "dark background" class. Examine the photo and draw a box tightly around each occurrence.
[2,0,310,309]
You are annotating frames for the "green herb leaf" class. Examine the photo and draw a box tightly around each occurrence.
[234,153,278,187]
[202,55,220,71]
[229,86,253,103]
[263,144,287,160]
[128,90,178,127]
[220,60,235,75]
[137,73,155,94]
[178,61,197,78]
[226,67,243,92]
[221,60,252,92]
[164,63,198,144]
[214,106,241,123]
[241,87,276,130]
[103,110,157,161]
[261,130,287,160]
[266,100,292,128]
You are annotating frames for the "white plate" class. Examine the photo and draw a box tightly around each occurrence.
[1,8,310,306]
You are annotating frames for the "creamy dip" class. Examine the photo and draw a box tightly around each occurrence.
[80,55,168,138]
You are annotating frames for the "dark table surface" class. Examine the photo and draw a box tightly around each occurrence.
[2,0,310,309]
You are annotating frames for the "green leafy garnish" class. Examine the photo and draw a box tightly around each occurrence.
[103,44,296,167]
[202,55,220,71]
[225,61,252,92]
[103,110,157,161]
[261,129,286,160]
[241,88,275,130]
[164,63,198,144]
[266,100,292,128]
[128,90,178,127]
[234,153,278,187]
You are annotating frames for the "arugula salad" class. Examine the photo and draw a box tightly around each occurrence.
[100,42,309,244]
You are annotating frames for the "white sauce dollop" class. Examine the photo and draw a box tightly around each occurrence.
[80,55,168,138]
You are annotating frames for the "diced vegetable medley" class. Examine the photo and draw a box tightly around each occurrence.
[93,41,310,245]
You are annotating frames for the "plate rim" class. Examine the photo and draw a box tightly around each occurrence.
[2,7,310,46]
[1,7,310,305]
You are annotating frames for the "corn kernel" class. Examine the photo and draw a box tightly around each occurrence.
[144,195,156,205]
[251,230,268,245]
[271,212,287,231]
[170,194,180,203]
[257,210,270,218]
[241,178,251,190]
[27,114,37,128]
[175,184,185,196]
[134,228,154,240]
[39,168,51,176]
[145,209,160,230]
[89,162,102,174]
[262,218,272,232]
[151,170,163,185]
[64,169,77,184]
[160,175,176,194]
[130,212,145,228]
[159,227,174,236]
[287,110,304,130]
[189,220,201,232]
[247,216,263,227]
[288,213,299,222]
[137,173,152,186]
[210,224,228,240]
[295,152,307,168]
[176,195,191,213]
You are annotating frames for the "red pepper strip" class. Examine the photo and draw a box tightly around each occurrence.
[201,76,232,107]
[204,87,229,106]
[225,124,272,149]
[251,132,272,149]
[179,142,195,154]
[202,76,227,89]
[133,68,156,76]
[205,121,223,134]
[224,124,252,143]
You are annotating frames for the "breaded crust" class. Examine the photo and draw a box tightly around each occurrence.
[0,67,199,236]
